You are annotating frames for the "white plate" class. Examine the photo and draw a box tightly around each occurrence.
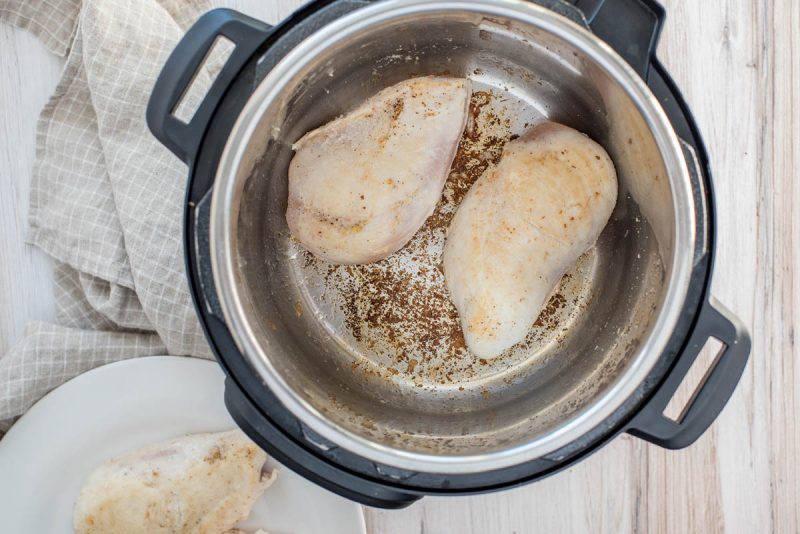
[0,356,366,534]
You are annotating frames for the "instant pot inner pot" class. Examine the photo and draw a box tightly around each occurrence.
[228,11,675,457]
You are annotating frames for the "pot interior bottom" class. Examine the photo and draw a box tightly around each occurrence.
[289,80,602,401]
[261,78,664,448]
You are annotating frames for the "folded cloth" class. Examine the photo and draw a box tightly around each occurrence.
[0,0,225,430]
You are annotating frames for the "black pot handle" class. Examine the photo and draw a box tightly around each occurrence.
[146,9,273,164]
[566,0,665,79]
[627,297,751,449]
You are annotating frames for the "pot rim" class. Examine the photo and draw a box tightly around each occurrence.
[209,0,696,474]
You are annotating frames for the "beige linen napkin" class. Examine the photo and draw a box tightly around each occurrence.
[0,0,226,431]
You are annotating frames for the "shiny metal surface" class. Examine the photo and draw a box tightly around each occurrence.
[210,0,696,473]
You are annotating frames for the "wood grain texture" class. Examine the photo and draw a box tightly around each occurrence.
[0,24,61,355]
[1,0,797,532]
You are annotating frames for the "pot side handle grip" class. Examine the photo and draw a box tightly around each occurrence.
[569,0,666,79]
[627,297,751,449]
[146,9,272,164]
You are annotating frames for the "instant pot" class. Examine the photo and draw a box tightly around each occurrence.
[147,0,751,508]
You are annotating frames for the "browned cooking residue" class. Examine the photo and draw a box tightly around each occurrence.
[439,91,509,215]
[299,91,574,386]
[533,292,567,329]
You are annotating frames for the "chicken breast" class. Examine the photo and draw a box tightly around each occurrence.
[73,430,275,534]
[443,122,618,358]
[287,76,471,264]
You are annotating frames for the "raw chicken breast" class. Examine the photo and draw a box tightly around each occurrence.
[73,430,275,534]
[287,76,471,264]
[443,122,618,358]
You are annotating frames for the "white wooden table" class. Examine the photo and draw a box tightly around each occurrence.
[1,1,797,532]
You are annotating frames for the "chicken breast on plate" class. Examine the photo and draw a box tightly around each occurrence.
[73,430,274,534]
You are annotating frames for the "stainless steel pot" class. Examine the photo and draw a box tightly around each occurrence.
[147,0,750,506]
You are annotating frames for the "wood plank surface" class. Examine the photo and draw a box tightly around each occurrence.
[0,24,60,355]
[1,0,797,532]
